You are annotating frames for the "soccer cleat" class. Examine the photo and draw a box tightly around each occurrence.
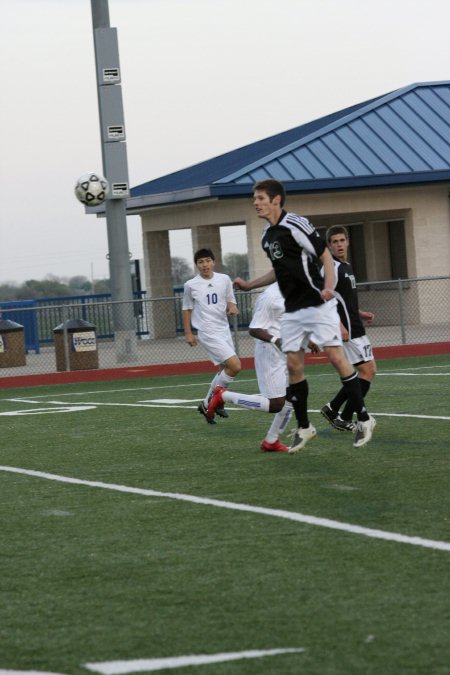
[206,385,226,422]
[198,402,217,425]
[353,415,377,448]
[320,403,339,426]
[216,404,229,419]
[288,424,317,454]
[321,404,355,432]
[260,439,289,453]
[333,416,357,433]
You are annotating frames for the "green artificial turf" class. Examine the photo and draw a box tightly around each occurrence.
[0,354,449,674]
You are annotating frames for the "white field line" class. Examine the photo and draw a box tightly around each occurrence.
[84,648,305,674]
[0,671,66,675]
[2,399,450,421]
[1,466,449,553]
[2,363,448,402]
[377,372,450,376]
[1,379,258,401]
[0,647,305,675]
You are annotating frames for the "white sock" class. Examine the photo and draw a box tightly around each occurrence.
[265,402,293,443]
[222,390,270,412]
[204,371,235,406]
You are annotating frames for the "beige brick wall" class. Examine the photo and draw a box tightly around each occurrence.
[138,183,450,282]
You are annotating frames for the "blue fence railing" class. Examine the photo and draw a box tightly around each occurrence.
[0,292,147,353]
[0,289,257,352]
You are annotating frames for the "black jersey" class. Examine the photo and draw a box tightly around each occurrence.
[333,257,366,339]
[261,210,327,312]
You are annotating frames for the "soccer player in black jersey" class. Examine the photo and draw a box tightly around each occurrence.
[234,179,376,451]
[321,226,377,432]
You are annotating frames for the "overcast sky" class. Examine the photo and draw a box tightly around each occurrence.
[1,0,450,285]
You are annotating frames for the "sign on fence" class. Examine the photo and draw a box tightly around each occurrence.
[72,332,97,352]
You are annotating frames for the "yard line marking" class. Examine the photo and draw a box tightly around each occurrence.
[0,379,259,401]
[1,466,449,553]
[5,400,450,421]
[85,647,304,673]
[141,398,202,403]
[0,406,97,416]
[0,671,66,675]
[2,363,447,403]
[378,365,450,373]
[359,412,450,421]
[378,372,450,376]
[2,399,449,421]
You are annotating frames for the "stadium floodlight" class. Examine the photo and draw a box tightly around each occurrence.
[90,0,137,362]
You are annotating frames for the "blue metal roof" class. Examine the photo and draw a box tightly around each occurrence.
[129,82,450,208]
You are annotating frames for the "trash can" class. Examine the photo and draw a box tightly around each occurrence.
[53,319,99,371]
[0,319,27,368]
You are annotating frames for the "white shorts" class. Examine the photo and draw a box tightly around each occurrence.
[254,341,288,399]
[343,335,374,365]
[197,329,236,366]
[281,301,343,353]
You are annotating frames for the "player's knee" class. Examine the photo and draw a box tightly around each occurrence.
[225,356,241,377]
[286,355,304,380]
[269,397,285,413]
[325,346,349,374]
[359,361,376,380]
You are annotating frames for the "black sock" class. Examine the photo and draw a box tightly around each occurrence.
[330,386,347,412]
[286,380,309,428]
[341,379,371,420]
[341,372,369,422]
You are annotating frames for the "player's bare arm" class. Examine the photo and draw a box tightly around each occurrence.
[182,309,198,347]
[308,341,321,354]
[340,322,349,342]
[226,302,239,316]
[319,248,336,301]
[360,310,375,325]
[234,269,276,291]
[249,326,281,349]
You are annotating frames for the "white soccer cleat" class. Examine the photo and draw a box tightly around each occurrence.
[288,424,317,454]
[353,415,377,448]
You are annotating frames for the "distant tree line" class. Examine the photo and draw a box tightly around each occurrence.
[0,253,249,301]
[0,275,111,301]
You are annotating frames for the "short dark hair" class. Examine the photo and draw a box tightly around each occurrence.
[194,248,215,264]
[326,225,349,243]
[253,179,286,207]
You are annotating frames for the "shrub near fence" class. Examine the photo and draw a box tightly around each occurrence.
[0,276,448,377]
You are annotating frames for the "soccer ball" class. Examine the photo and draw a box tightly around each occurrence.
[74,172,109,206]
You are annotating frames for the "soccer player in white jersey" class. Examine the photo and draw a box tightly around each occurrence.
[207,282,294,452]
[232,179,376,451]
[321,226,377,432]
[182,248,241,424]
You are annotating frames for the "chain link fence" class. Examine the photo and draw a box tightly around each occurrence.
[0,275,449,378]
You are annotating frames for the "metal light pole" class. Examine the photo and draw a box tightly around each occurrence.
[90,0,137,362]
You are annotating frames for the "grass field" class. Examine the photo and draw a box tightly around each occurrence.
[1,353,449,675]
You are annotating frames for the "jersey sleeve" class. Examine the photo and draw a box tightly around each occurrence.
[287,215,326,258]
[249,293,267,329]
[181,281,194,310]
[225,276,237,303]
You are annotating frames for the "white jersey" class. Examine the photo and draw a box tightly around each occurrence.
[249,283,288,399]
[249,282,285,339]
[182,272,236,335]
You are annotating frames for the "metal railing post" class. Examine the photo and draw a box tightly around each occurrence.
[398,278,406,344]
[232,314,240,357]
[62,304,71,371]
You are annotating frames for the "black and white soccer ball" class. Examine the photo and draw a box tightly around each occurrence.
[74,172,109,206]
